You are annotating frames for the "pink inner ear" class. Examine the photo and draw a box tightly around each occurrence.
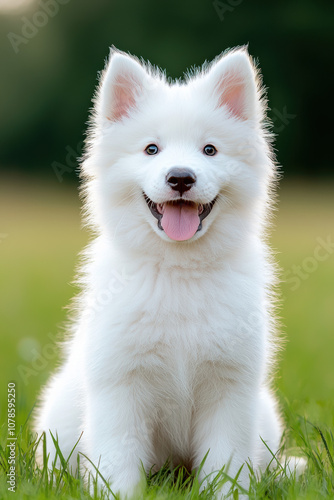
[109,74,137,122]
[217,73,247,120]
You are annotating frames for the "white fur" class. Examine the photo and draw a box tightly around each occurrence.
[34,47,303,498]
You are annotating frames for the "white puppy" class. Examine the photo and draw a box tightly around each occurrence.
[35,47,303,497]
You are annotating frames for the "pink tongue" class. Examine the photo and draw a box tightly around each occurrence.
[161,203,200,241]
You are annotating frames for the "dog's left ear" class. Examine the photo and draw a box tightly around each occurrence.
[204,48,261,122]
[97,48,153,122]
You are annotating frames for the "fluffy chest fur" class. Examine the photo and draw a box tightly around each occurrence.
[77,238,267,397]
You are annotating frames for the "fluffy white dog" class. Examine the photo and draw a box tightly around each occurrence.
[35,47,303,497]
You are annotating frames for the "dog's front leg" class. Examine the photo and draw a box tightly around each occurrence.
[193,382,258,498]
[82,382,154,498]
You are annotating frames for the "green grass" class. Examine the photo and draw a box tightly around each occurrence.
[0,414,333,499]
[0,176,334,498]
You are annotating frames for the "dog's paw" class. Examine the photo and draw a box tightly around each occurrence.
[87,467,145,499]
[282,455,307,477]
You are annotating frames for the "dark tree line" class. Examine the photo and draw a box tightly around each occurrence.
[0,0,333,179]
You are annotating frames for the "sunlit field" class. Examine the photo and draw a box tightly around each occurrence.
[1,176,333,498]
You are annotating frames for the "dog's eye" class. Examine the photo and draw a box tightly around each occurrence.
[203,144,217,156]
[145,144,159,155]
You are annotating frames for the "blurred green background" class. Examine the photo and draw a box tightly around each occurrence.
[1,0,334,175]
[0,0,333,431]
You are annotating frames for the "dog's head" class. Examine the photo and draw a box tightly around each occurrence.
[82,48,275,256]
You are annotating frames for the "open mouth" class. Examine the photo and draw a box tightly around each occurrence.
[144,194,217,241]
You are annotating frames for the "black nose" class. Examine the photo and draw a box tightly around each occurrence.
[166,168,197,195]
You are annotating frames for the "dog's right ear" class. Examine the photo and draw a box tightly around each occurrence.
[202,48,262,122]
[97,49,152,122]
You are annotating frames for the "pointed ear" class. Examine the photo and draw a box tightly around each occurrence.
[97,49,152,122]
[205,49,260,121]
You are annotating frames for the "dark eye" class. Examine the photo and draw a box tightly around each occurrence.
[203,144,217,156]
[145,144,159,155]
